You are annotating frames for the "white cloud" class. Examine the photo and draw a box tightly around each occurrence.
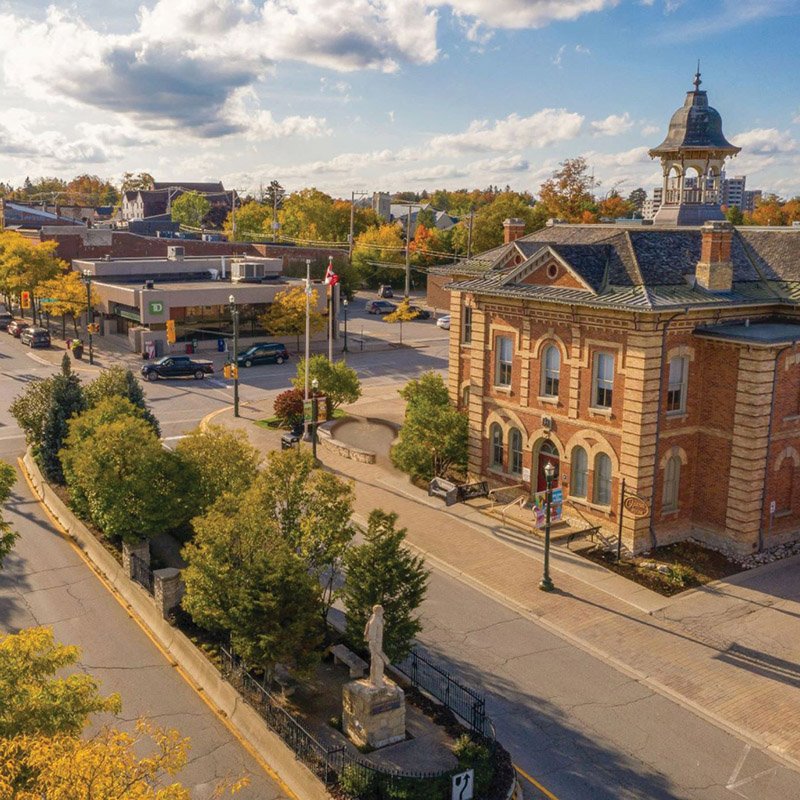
[468,154,530,173]
[430,108,584,153]
[552,44,566,67]
[641,123,660,136]
[223,88,330,141]
[584,146,651,168]
[732,128,797,154]
[575,43,591,54]
[434,0,619,29]
[591,112,633,137]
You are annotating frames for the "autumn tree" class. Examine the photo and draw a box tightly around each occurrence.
[273,388,305,430]
[291,354,361,416]
[343,509,429,662]
[0,231,64,320]
[259,285,324,352]
[120,172,154,193]
[170,191,211,228]
[352,223,405,287]
[0,460,17,569]
[384,297,422,345]
[452,191,541,254]
[224,200,271,237]
[597,192,635,220]
[65,174,119,206]
[36,270,98,338]
[280,188,379,243]
[537,157,597,223]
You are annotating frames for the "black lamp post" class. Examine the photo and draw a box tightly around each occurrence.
[82,270,94,366]
[539,460,555,592]
[311,377,319,459]
[229,294,239,418]
[342,298,349,353]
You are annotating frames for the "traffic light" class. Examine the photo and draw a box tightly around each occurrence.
[231,364,239,380]
[165,319,176,344]
[223,363,231,379]
[87,323,100,334]
[20,291,30,309]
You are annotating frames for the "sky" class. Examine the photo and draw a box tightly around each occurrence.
[0,0,799,201]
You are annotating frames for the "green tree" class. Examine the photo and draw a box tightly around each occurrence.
[0,626,121,738]
[84,366,160,435]
[459,192,541,254]
[170,191,211,229]
[182,499,322,681]
[259,286,324,352]
[62,415,189,542]
[0,461,18,569]
[291,354,361,416]
[343,509,429,662]
[724,204,745,225]
[120,172,154,193]
[250,448,355,624]
[391,372,468,481]
[223,200,271,237]
[627,187,647,216]
[10,376,56,448]
[39,355,86,484]
[175,425,260,513]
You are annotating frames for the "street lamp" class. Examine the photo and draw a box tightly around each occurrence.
[539,460,555,592]
[229,294,239,418]
[311,377,319,460]
[81,270,94,366]
[342,298,349,354]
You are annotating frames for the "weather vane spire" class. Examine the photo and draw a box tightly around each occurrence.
[693,60,702,91]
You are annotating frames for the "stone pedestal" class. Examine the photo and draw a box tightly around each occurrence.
[342,678,405,749]
[153,568,184,619]
[122,539,150,579]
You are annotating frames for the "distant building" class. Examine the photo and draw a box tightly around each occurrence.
[642,188,663,221]
[372,192,391,221]
[646,174,763,220]
[121,181,234,224]
[0,200,81,229]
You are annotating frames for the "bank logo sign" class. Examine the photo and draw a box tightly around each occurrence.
[148,301,165,314]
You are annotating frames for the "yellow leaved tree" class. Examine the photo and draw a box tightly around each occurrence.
[259,285,324,353]
[37,270,99,338]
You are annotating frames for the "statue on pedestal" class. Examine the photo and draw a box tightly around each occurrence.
[364,604,389,687]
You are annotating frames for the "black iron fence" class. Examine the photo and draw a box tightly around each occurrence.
[395,647,493,740]
[130,553,154,594]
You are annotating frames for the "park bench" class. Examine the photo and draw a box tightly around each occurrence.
[330,644,367,679]
[428,477,459,506]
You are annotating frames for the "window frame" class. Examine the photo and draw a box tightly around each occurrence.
[662,455,681,512]
[593,452,612,506]
[593,352,614,409]
[490,423,504,469]
[541,344,561,398]
[570,446,588,498]
[666,356,688,415]
[495,335,513,387]
[462,305,472,344]
[509,428,523,475]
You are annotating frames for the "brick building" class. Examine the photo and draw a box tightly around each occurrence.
[443,219,800,557]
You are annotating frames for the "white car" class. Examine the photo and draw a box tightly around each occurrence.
[437,315,451,330]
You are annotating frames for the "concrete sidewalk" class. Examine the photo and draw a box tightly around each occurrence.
[215,400,800,773]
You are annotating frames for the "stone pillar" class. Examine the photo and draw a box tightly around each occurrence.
[122,539,150,579]
[342,677,405,750]
[154,568,184,619]
[724,348,776,554]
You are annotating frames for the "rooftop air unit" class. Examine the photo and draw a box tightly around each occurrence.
[230,258,282,283]
[167,245,185,260]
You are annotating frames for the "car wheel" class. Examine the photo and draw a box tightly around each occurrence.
[244,359,253,367]
[276,356,284,365]
[146,371,158,382]
[194,369,205,380]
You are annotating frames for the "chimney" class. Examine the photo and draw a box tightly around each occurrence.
[503,217,526,244]
[696,221,733,292]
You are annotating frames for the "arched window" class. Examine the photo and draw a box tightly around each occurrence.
[461,385,471,408]
[509,429,523,475]
[490,424,504,469]
[570,446,588,498]
[593,453,612,505]
[542,345,560,397]
[663,455,681,512]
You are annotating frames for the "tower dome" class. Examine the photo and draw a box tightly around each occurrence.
[649,69,741,226]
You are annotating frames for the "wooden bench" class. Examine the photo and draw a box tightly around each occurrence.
[330,644,367,679]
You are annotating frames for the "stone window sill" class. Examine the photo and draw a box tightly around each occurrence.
[665,412,687,421]
[494,385,512,395]
[589,407,613,418]
[661,508,679,518]
[537,396,559,405]
[774,509,792,519]
[783,414,800,423]
[570,498,613,515]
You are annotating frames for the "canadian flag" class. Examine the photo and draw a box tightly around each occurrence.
[324,256,339,286]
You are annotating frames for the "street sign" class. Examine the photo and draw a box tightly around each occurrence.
[148,301,165,314]
[451,770,474,800]
[623,495,650,518]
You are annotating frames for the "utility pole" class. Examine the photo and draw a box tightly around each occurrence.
[404,205,411,299]
[82,270,94,366]
[303,259,312,441]
[230,190,236,240]
[229,295,239,417]
[467,206,475,259]
[349,191,356,263]
[273,191,278,242]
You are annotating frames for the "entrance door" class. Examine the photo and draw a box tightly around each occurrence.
[537,440,560,492]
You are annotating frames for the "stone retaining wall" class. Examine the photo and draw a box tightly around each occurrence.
[22,450,330,800]
[317,421,376,464]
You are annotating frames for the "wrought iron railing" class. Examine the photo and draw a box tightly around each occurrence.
[129,553,154,594]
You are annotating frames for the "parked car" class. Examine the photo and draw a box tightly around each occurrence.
[365,300,397,315]
[7,320,29,337]
[0,311,13,330]
[20,326,51,348]
[437,315,451,330]
[236,342,289,367]
[377,284,394,298]
[140,356,214,381]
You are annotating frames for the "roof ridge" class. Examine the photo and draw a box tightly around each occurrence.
[623,230,654,309]
[734,230,785,302]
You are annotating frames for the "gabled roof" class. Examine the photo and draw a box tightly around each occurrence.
[152,182,225,193]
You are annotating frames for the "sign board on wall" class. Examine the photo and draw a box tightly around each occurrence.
[522,467,531,482]
[148,301,165,315]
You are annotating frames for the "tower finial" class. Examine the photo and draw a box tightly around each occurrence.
[693,60,702,91]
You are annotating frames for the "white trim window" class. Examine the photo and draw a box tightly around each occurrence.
[542,345,560,397]
[490,423,504,468]
[463,306,472,344]
[509,428,523,475]
[495,336,513,387]
[593,353,614,408]
[666,356,688,414]
[570,446,588,498]
[594,453,612,505]
[663,455,681,511]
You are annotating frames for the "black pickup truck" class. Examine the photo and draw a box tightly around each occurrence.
[141,356,214,381]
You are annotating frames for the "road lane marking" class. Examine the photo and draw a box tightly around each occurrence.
[514,765,561,800]
[727,743,751,787]
[18,457,299,800]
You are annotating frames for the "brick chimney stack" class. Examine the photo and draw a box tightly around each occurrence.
[503,218,526,244]
[696,221,733,292]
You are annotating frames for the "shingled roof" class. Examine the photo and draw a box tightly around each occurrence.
[446,223,800,312]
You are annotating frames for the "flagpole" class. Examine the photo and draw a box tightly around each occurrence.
[327,255,335,361]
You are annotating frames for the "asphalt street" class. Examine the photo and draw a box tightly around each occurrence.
[2,308,800,799]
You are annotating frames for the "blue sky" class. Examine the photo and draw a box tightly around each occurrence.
[0,0,798,200]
